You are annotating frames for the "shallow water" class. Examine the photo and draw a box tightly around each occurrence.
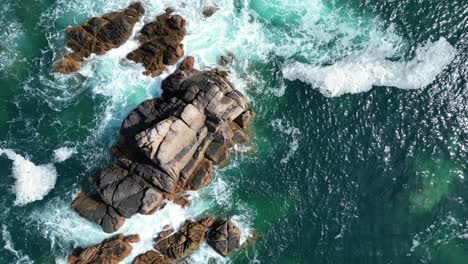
[0,0,467,263]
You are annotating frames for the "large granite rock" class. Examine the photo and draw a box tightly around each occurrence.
[91,158,165,218]
[126,11,186,76]
[55,2,145,73]
[154,217,214,261]
[207,220,241,256]
[68,234,139,264]
[71,193,125,233]
[72,58,254,235]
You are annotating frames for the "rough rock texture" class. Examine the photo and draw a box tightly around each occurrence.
[71,56,252,260]
[154,217,214,260]
[133,251,172,264]
[71,193,125,233]
[126,11,186,76]
[68,234,139,264]
[55,2,145,73]
[179,56,195,71]
[72,59,253,237]
[207,220,241,256]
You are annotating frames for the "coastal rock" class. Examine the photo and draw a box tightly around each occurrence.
[73,57,253,239]
[133,251,172,264]
[185,158,213,190]
[234,108,256,129]
[207,220,241,256]
[205,141,229,166]
[126,12,186,76]
[154,217,214,260]
[92,159,165,218]
[71,193,125,233]
[68,234,139,264]
[55,2,145,73]
[179,56,195,71]
[202,6,219,18]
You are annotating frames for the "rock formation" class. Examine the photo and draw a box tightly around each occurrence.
[68,234,139,264]
[207,220,241,256]
[71,57,254,234]
[133,251,171,264]
[126,10,186,77]
[54,2,145,73]
[154,217,214,261]
[65,4,254,262]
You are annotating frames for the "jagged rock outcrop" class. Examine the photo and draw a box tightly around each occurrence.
[154,217,214,260]
[72,193,125,233]
[72,57,254,233]
[68,234,139,264]
[126,10,186,76]
[54,2,145,73]
[207,220,241,256]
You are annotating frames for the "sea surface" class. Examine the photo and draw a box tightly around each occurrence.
[0,0,467,263]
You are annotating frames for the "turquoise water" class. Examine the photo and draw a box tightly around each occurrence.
[0,0,467,263]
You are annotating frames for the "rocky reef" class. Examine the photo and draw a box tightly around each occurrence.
[126,9,186,77]
[54,3,145,73]
[63,3,255,263]
[68,234,140,264]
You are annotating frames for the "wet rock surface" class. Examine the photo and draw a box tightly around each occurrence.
[133,251,172,264]
[126,11,186,76]
[68,234,139,264]
[154,217,214,260]
[55,2,145,73]
[207,220,241,256]
[71,58,254,241]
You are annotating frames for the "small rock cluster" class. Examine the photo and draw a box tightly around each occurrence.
[68,234,140,264]
[55,3,187,77]
[54,3,145,73]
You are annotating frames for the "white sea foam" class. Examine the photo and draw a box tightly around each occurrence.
[283,38,456,97]
[53,147,76,162]
[0,4,24,75]
[271,119,301,164]
[2,225,33,264]
[0,147,75,206]
[0,149,58,206]
[32,188,250,264]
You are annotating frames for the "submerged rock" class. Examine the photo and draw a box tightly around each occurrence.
[54,2,145,73]
[126,11,186,76]
[68,234,139,264]
[202,6,219,18]
[207,220,241,256]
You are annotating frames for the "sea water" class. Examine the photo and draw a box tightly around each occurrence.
[0,0,466,263]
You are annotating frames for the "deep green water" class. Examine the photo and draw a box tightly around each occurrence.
[0,0,467,263]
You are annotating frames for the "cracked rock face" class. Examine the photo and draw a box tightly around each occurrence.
[68,234,139,264]
[54,2,145,73]
[71,60,254,235]
[207,220,241,256]
[126,11,186,77]
[154,217,214,260]
[133,251,172,264]
[71,193,125,233]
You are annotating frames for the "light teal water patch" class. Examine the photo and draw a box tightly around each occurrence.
[409,154,464,213]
